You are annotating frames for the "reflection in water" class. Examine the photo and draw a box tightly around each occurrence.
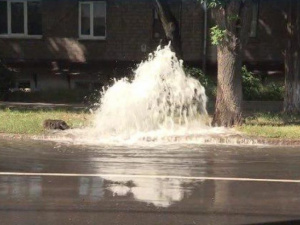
[0,176,42,199]
[79,177,104,201]
[0,139,211,208]
[0,175,198,208]
[109,183,131,197]
[2,139,300,224]
[0,138,215,208]
[0,176,9,196]
[107,177,190,207]
[29,176,42,198]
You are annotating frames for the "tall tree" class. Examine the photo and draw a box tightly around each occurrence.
[284,0,300,114]
[205,0,253,127]
[154,0,182,57]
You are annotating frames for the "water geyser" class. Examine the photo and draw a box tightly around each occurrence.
[92,45,209,139]
[50,45,224,145]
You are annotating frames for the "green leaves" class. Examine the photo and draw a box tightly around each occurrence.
[200,0,228,8]
[210,25,227,45]
[184,66,217,99]
[200,0,248,9]
[227,14,240,21]
[242,66,284,101]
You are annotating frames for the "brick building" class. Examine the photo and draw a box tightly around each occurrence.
[0,0,287,91]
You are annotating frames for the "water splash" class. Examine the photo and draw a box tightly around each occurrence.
[48,45,233,145]
[92,45,209,139]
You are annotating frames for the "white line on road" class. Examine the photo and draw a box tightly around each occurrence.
[0,172,300,183]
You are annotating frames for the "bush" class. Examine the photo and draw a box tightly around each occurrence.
[183,66,284,101]
[242,66,284,101]
[184,66,283,101]
[242,66,261,100]
[261,82,284,101]
[184,67,216,99]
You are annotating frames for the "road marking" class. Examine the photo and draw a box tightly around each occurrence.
[0,172,300,183]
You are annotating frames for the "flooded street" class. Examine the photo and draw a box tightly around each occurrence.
[1,138,300,224]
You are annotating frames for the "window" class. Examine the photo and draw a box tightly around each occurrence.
[79,1,106,39]
[0,0,42,37]
[27,1,42,35]
[0,1,8,34]
[250,1,259,38]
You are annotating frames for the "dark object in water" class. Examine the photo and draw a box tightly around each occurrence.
[43,119,70,130]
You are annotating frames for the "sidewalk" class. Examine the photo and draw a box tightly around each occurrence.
[242,101,283,113]
[0,101,283,113]
[206,101,283,113]
[0,102,86,111]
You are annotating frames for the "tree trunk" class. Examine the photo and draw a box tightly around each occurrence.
[212,1,253,127]
[154,0,182,58]
[284,0,300,114]
[213,44,243,127]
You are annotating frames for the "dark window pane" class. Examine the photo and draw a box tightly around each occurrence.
[94,2,105,36]
[28,1,42,35]
[18,81,31,89]
[81,3,90,35]
[11,2,24,34]
[0,1,8,34]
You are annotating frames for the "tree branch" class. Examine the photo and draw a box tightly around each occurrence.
[154,0,182,58]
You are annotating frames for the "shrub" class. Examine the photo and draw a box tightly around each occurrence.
[242,66,261,100]
[184,67,216,99]
[242,66,284,101]
[184,66,283,101]
[261,82,284,101]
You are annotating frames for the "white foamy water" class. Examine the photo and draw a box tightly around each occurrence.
[52,45,232,145]
[93,45,208,135]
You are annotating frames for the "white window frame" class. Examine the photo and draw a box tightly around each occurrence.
[78,1,106,40]
[0,0,42,39]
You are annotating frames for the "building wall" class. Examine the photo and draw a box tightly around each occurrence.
[0,0,289,90]
[181,0,204,61]
[207,0,288,65]
[245,0,287,64]
[0,0,205,64]
[0,0,287,64]
[0,0,153,63]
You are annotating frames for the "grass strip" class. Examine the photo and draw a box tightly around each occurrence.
[0,108,90,135]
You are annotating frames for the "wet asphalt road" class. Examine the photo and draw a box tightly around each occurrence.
[1,138,300,225]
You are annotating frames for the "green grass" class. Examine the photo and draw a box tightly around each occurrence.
[237,113,300,139]
[1,109,300,140]
[238,125,300,139]
[0,109,91,135]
